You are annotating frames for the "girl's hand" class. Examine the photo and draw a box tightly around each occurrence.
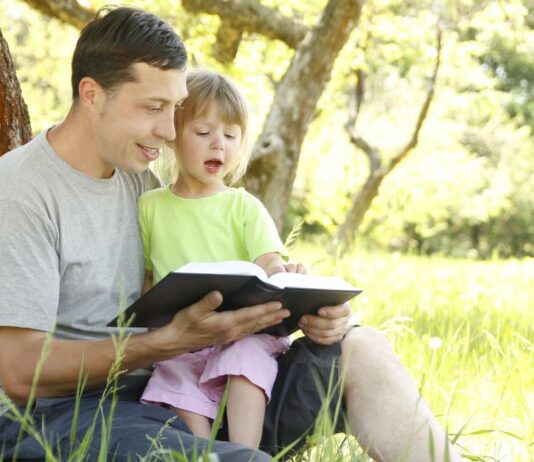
[255,252,306,276]
[282,261,306,274]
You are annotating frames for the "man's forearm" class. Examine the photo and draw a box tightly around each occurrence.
[0,327,182,404]
[0,293,290,405]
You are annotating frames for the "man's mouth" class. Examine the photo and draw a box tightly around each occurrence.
[137,144,160,160]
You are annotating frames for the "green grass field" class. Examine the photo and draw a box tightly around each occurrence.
[291,243,534,461]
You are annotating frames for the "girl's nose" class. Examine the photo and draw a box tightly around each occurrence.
[210,132,224,150]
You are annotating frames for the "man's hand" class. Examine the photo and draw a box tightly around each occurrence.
[156,291,291,356]
[0,294,290,404]
[298,302,352,345]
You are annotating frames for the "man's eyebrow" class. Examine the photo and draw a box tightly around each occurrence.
[145,95,188,106]
[145,97,171,103]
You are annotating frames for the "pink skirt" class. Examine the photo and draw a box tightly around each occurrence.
[141,334,290,419]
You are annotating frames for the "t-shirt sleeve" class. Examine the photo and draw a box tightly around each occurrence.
[0,200,59,332]
[137,194,153,271]
[242,192,288,262]
[141,168,163,193]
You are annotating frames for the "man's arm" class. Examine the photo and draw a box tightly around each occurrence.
[0,291,289,405]
[254,253,351,345]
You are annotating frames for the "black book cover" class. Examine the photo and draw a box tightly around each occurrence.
[108,272,362,336]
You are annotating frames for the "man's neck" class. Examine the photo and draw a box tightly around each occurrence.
[47,109,115,179]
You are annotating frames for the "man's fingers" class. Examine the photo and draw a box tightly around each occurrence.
[185,291,223,320]
[228,302,289,338]
[316,303,352,319]
[304,331,345,345]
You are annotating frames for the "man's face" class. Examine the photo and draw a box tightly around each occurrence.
[92,62,187,177]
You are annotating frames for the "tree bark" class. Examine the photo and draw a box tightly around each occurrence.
[182,0,307,50]
[213,19,243,63]
[0,28,32,157]
[331,26,443,256]
[22,0,94,29]
[242,0,364,228]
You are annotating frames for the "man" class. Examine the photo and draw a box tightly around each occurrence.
[0,6,460,462]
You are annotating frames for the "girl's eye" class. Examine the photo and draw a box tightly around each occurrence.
[196,132,209,136]
[225,134,237,140]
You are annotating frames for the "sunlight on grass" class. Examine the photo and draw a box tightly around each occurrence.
[292,243,534,461]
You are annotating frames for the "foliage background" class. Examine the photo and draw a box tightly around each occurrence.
[1,0,533,258]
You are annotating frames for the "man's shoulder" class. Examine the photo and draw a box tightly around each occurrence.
[0,135,50,200]
[0,136,43,174]
[118,168,162,198]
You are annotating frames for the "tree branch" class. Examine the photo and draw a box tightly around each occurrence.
[22,0,95,29]
[386,24,443,174]
[345,68,382,172]
[213,18,243,63]
[182,0,308,49]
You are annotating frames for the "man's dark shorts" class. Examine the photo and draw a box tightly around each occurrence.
[261,336,346,456]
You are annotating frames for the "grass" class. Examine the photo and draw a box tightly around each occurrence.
[291,243,534,461]
[1,245,533,461]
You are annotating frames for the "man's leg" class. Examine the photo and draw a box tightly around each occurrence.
[341,327,461,462]
[1,391,271,462]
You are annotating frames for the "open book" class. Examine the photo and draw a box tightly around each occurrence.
[108,261,362,336]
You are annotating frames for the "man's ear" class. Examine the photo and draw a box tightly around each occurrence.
[78,77,103,107]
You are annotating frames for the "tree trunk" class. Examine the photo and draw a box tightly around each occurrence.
[243,0,364,228]
[0,28,32,156]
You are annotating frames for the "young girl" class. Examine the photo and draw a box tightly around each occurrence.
[139,69,302,448]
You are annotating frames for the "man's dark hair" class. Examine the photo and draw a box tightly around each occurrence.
[71,6,187,99]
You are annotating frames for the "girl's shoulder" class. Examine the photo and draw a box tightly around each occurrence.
[224,187,264,208]
[138,185,170,205]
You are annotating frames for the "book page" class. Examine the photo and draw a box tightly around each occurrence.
[268,272,357,291]
[175,260,268,280]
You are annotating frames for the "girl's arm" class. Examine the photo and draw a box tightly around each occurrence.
[142,270,154,295]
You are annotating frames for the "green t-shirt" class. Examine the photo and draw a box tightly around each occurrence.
[138,186,286,284]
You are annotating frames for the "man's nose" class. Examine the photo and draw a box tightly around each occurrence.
[154,112,176,142]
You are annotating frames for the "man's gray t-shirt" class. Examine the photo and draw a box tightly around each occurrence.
[0,130,160,340]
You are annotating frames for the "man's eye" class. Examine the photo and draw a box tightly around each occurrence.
[148,106,163,113]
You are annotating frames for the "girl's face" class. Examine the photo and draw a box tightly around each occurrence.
[174,104,243,198]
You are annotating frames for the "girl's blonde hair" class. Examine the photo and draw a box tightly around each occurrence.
[174,69,250,185]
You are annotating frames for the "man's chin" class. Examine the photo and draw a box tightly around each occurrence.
[120,161,151,174]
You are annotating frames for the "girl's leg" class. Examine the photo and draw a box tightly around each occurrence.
[226,375,266,448]
[170,406,212,439]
